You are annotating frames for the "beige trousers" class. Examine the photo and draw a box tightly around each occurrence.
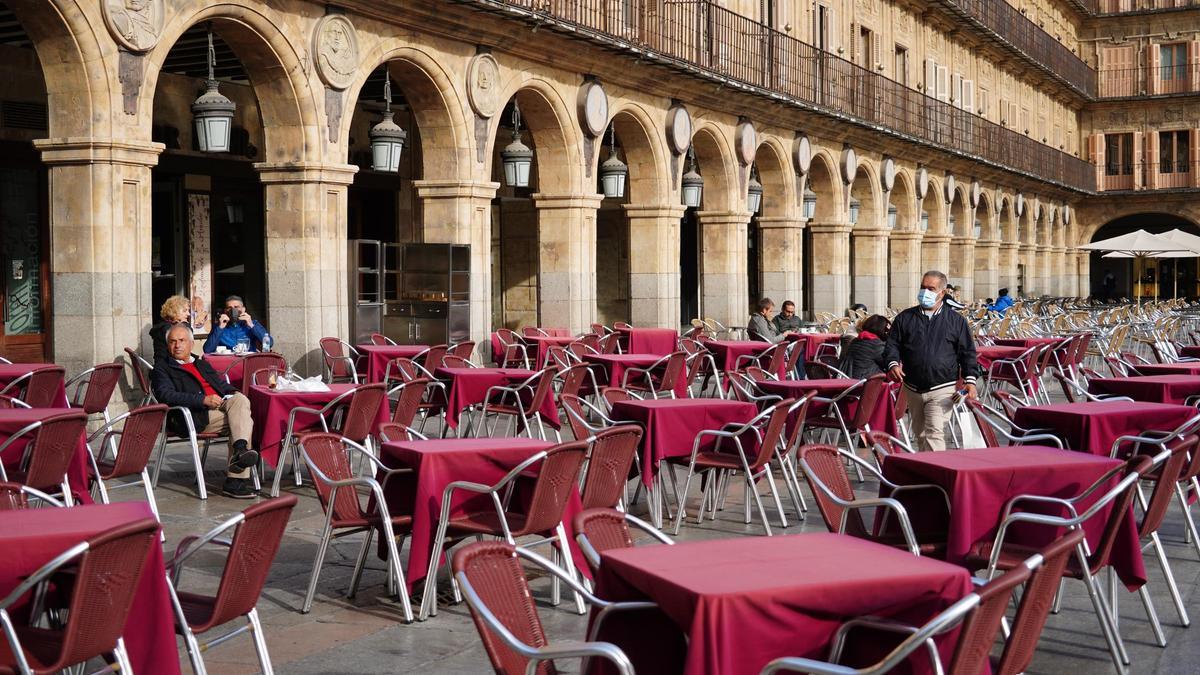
[201,392,254,478]
[904,386,956,451]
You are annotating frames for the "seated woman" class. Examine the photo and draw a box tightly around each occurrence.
[837,314,890,378]
[149,295,191,362]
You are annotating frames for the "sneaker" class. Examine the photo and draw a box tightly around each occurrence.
[228,448,260,473]
[222,477,256,499]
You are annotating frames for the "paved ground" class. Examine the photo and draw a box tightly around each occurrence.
[138,410,1200,675]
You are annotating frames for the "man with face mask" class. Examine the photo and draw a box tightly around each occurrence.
[882,270,979,451]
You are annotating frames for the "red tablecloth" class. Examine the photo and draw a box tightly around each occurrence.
[757,378,898,437]
[0,363,68,408]
[378,438,587,589]
[1132,362,1200,376]
[609,399,757,487]
[489,329,571,364]
[992,337,1075,364]
[583,353,689,398]
[618,327,678,356]
[248,383,388,467]
[201,354,246,389]
[975,346,1028,371]
[522,335,579,367]
[1088,375,1200,405]
[356,344,429,383]
[702,340,771,371]
[882,446,1147,590]
[0,408,91,504]
[1013,401,1198,456]
[0,502,179,674]
[591,533,972,675]
[434,367,560,431]
[791,332,842,360]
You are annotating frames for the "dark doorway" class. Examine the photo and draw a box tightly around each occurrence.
[1088,213,1200,299]
[680,209,700,323]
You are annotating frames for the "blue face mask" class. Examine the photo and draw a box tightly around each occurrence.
[917,288,939,308]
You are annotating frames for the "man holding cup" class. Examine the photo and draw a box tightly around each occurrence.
[203,295,272,354]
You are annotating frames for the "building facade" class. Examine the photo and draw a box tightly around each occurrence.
[0,0,1195,379]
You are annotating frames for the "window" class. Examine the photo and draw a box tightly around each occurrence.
[857,26,872,68]
[1160,43,1188,81]
[978,86,989,117]
[894,45,908,86]
[1160,130,1190,174]
[1105,133,1134,176]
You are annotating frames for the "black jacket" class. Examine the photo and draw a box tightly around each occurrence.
[150,355,236,436]
[882,305,979,393]
[838,337,887,379]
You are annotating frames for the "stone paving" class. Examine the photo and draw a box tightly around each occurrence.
[140,414,1200,675]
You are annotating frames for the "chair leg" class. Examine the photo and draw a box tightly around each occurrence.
[671,464,697,536]
[348,528,375,599]
[1137,583,1168,647]
[1175,483,1200,560]
[763,469,787,529]
[270,438,291,498]
[247,608,275,675]
[301,519,335,614]
[421,519,451,620]
[380,527,414,623]
[747,473,772,536]
[113,638,134,675]
[191,437,208,500]
[167,584,209,675]
[1083,567,1131,669]
[554,523,587,615]
[1150,532,1190,627]
[140,470,161,523]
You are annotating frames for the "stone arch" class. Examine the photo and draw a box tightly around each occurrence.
[141,2,324,162]
[849,158,882,230]
[889,168,917,232]
[806,148,843,222]
[998,194,1017,242]
[339,43,472,181]
[920,176,947,234]
[950,184,972,238]
[977,190,996,240]
[689,121,738,212]
[754,136,796,219]
[487,76,584,195]
[608,101,671,205]
[1018,204,1036,244]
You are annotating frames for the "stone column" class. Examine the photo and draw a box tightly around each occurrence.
[1018,243,1036,295]
[34,138,163,380]
[695,210,752,329]
[625,204,685,328]
[757,216,804,315]
[809,221,852,317]
[1036,245,1054,297]
[1076,251,1091,297]
[851,228,889,312]
[973,240,1001,303]
[888,231,924,310]
[999,242,1020,292]
[920,233,951,275]
[531,193,602,334]
[949,236,977,301]
[256,162,358,376]
[1051,247,1069,296]
[414,180,499,346]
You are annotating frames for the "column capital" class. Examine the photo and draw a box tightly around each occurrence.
[755,215,805,230]
[976,239,1001,248]
[694,210,753,225]
[852,227,890,238]
[532,193,604,210]
[623,203,687,219]
[413,179,500,200]
[949,236,975,246]
[889,231,924,242]
[254,162,358,185]
[921,233,952,244]
[998,241,1021,251]
[34,137,163,167]
[807,221,852,235]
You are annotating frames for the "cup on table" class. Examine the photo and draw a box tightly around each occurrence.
[235,338,251,354]
[266,366,279,390]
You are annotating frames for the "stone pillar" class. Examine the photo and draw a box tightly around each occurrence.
[34,138,163,381]
[949,236,976,302]
[415,180,500,346]
[888,231,924,310]
[920,233,951,275]
[256,162,358,376]
[851,228,889,312]
[1036,245,1054,297]
[757,216,805,315]
[974,240,1001,304]
[695,211,752,329]
[531,193,602,333]
[1076,251,1091,297]
[1051,247,1068,296]
[999,242,1020,292]
[1018,243,1036,295]
[625,204,685,329]
[809,221,852,317]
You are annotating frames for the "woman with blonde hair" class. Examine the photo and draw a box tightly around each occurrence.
[150,295,191,361]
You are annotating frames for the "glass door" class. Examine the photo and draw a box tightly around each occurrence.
[0,166,47,362]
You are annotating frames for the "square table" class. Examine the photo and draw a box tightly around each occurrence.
[434,367,560,432]
[790,332,842,361]
[591,533,973,675]
[992,337,1065,350]
[0,502,179,674]
[882,446,1146,589]
[1179,345,1200,359]
[0,408,91,504]
[701,339,772,372]
[377,437,587,590]
[521,335,579,367]
[488,329,571,365]
[1132,362,1200,376]
[1012,400,1198,456]
[1088,375,1200,405]
[617,327,678,356]
[0,363,68,408]
[248,383,389,467]
[758,378,898,437]
[583,353,688,398]
[355,344,429,383]
[975,345,1028,371]
[201,353,246,389]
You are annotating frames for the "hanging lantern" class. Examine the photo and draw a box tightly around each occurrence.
[369,77,406,173]
[802,190,817,220]
[920,211,930,231]
[849,198,861,225]
[501,101,533,188]
[746,166,763,214]
[191,25,236,153]
[887,204,898,229]
[681,146,703,208]
[974,219,983,238]
[598,125,628,199]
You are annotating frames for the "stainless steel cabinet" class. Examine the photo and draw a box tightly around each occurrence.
[349,240,470,346]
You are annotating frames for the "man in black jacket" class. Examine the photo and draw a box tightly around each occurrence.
[883,270,979,451]
[151,324,260,498]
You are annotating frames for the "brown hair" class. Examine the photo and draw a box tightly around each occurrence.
[860,314,890,339]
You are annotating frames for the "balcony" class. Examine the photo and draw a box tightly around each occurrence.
[930,0,1095,99]
[462,0,1095,193]
[1091,0,1200,14]
[1097,161,1197,191]
[1099,62,1200,98]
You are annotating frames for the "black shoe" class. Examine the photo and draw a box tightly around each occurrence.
[222,477,256,499]
[229,448,260,473]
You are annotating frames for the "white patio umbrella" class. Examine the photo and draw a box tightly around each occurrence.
[1100,229,1200,299]
[1080,229,1195,301]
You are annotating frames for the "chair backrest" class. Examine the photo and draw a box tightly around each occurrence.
[746,329,768,343]
[763,343,788,375]
[496,328,522,346]
[0,481,53,510]
[546,346,574,371]
[299,433,365,525]
[574,334,601,352]
[452,541,552,675]
[419,344,450,371]
[23,410,88,492]
[995,529,1086,675]
[599,333,620,354]
[124,347,153,400]
[964,398,1001,448]
[451,341,476,360]
[656,351,688,392]
[580,425,643,509]
[946,563,1033,675]
[1049,367,1079,403]
[559,393,592,441]
[369,333,393,346]
[804,361,840,379]
[781,394,815,456]
[557,363,592,400]
[1086,454,1154,574]
[748,399,796,469]
[601,387,633,409]
[850,374,888,429]
[378,421,419,442]
[334,383,387,443]
[590,323,608,336]
[201,495,298,630]
[442,354,476,369]
[11,365,66,408]
[525,368,557,413]
[784,338,806,374]
[106,404,168,479]
[69,363,123,414]
[1138,437,1195,537]
[613,321,632,330]
[798,444,869,538]
[390,377,430,428]
[519,441,588,536]
[1103,355,1130,377]
[319,337,354,380]
[384,357,421,385]
[990,389,1021,420]
[52,518,160,670]
[1177,432,1200,483]
[860,430,915,462]
[523,327,549,338]
[573,507,634,569]
[237,352,287,395]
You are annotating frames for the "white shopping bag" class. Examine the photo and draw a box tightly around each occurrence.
[952,402,987,449]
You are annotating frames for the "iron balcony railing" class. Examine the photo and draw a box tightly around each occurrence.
[1089,0,1200,14]
[1099,160,1198,191]
[1098,63,1200,97]
[466,0,1095,192]
[932,0,1095,98]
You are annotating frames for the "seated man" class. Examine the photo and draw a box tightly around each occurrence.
[772,300,803,334]
[153,324,260,498]
[203,295,270,354]
[747,297,795,344]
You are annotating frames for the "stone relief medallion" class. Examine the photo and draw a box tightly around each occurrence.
[944,173,956,202]
[1015,193,1025,217]
[840,146,857,185]
[916,166,929,200]
[970,180,981,208]
[467,53,501,118]
[1063,204,1071,225]
[881,157,896,192]
[793,134,812,174]
[104,0,163,53]
[313,15,359,91]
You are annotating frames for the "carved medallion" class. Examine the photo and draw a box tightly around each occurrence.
[840,146,857,185]
[970,180,981,208]
[944,173,956,202]
[466,53,501,118]
[104,0,163,53]
[577,80,608,138]
[1015,193,1025,217]
[916,166,929,200]
[313,15,359,91]
[881,157,896,193]
[1063,204,1071,225]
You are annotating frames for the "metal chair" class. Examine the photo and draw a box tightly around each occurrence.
[621,351,686,399]
[0,410,87,505]
[152,398,229,501]
[580,425,643,510]
[297,434,414,620]
[271,383,387,497]
[0,394,29,410]
[984,344,1043,403]
[85,404,168,521]
[573,507,672,573]
[414,344,450,372]
[167,495,297,675]
[225,352,286,395]
[494,328,530,369]
[441,354,478,369]
[318,337,361,384]
[477,368,558,440]
[964,397,1065,448]
[64,362,122,425]
[860,429,918,470]
[453,541,643,675]
[0,481,65,510]
[383,357,447,434]
[450,340,477,362]
[0,517,158,675]
[0,366,65,408]
[124,347,155,406]
[370,332,396,346]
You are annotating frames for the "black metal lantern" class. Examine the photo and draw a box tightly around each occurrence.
[681,146,703,208]
[191,25,236,153]
[501,101,533,188]
[369,78,406,173]
[598,125,628,199]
